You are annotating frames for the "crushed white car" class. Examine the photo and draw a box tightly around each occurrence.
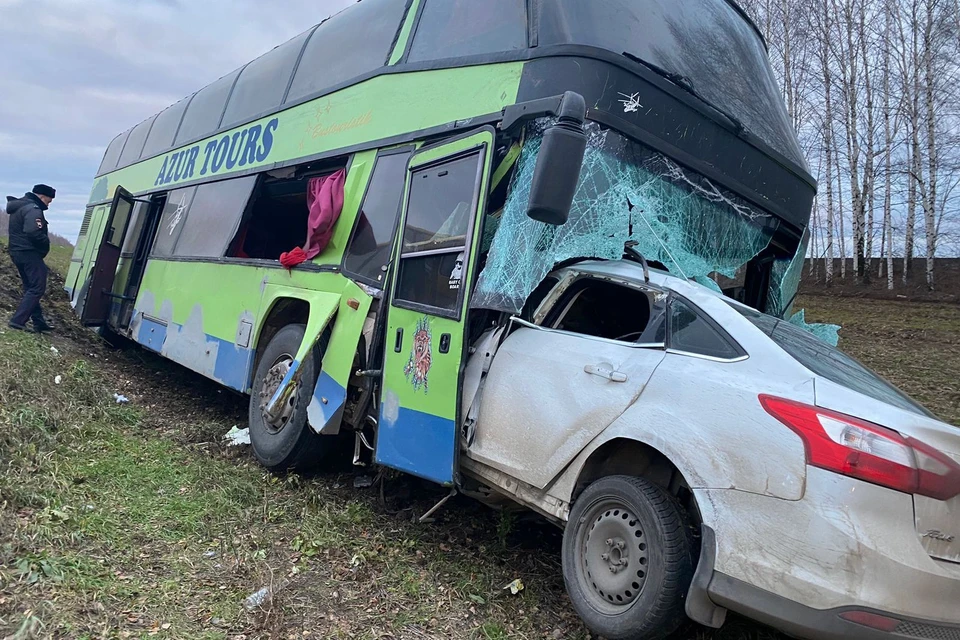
[460,259,960,640]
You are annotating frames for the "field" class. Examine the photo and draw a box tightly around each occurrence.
[0,242,956,640]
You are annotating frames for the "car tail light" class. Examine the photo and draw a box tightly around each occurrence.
[759,395,960,501]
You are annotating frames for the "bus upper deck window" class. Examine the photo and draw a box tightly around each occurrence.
[407,0,527,62]
[286,0,408,105]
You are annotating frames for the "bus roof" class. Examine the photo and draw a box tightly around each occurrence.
[96,0,804,180]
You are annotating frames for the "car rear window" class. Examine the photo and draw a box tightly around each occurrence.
[732,304,932,417]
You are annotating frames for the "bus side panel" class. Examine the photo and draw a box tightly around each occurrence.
[130,260,269,392]
[129,260,354,393]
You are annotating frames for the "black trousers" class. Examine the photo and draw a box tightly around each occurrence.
[10,252,48,327]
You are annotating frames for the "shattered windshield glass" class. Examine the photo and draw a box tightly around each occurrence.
[473,122,781,313]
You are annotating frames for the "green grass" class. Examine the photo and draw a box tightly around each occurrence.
[0,329,594,639]
[0,251,954,638]
[798,295,960,425]
[45,244,74,279]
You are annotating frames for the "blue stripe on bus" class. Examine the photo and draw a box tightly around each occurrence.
[134,316,253,392]
[214,342,255,392]
[307,370,347,433]
[136,316,168,353]
[375,405,456,486]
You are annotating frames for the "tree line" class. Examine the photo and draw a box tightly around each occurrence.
[739,0,960,289]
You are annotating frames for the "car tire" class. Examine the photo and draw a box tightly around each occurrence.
[248,324,331,472]
[562,475,694,640]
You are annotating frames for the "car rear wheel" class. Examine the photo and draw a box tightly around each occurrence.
[562,475,694,640]
[248,324,331,472]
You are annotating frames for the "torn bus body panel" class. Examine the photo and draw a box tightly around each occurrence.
[258,286,341,424]
[308,282,374,436]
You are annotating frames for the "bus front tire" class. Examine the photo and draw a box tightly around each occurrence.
[248,324,329,472]
[562,475,694,640]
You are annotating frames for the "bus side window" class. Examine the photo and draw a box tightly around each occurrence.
[174,176,257,258]
[342,149,413,286]
[229,177,313,261]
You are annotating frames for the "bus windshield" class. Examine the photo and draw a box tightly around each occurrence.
[538,0,804,169]
[474,123,782,312]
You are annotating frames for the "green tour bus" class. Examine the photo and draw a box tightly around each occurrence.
[67,1,815,637]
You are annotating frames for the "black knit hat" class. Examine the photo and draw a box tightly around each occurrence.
[32,184,56,199]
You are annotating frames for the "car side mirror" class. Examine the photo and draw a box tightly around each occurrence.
[526,92,587,226]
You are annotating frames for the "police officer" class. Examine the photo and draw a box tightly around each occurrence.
[5,184,55,332]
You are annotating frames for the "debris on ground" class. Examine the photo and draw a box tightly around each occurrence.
[54,375,62,385]
[353,475,374,489]
[50,346,60,356]
[223,426,250,447]
[503,578,525,595]
[244,579,289,611]
[113,393,129,404]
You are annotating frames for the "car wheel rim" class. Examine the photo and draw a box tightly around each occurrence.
[258,353,300,434]
[577,500,649,611]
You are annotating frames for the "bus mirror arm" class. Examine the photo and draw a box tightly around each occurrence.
[499,91,587,133]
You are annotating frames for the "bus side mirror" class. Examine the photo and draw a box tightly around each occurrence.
[526,92,587,226]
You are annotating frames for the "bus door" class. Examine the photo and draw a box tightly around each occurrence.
[109,194,165,330]
[376,129,494,486]
[79,187,136,326]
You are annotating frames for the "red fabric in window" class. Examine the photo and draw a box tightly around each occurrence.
[280,247,307,269]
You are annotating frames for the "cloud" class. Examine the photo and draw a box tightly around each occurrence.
[0,0,354,241]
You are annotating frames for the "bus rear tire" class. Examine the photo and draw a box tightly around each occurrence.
[248,324,330,472]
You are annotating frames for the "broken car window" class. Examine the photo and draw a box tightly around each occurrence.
[551,279,664,344]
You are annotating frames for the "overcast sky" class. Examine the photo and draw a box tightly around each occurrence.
[0,0,354,241]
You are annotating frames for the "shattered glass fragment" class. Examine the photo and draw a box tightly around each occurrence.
[767,228,810,319]
[788,309,841,347]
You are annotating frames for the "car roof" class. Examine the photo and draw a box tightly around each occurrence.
[555,259,709,298]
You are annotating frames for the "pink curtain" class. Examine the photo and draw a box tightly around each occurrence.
[280,169,346,270]
[303,168,346,259]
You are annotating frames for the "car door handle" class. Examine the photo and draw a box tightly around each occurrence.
[584,363,627,382]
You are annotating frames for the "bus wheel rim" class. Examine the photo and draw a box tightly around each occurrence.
[259,354,299,434]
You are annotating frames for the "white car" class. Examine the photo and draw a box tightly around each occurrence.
[460,259,960,640]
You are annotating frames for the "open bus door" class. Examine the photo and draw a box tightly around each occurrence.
[375,129,495,486]
[78,187,136,326]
